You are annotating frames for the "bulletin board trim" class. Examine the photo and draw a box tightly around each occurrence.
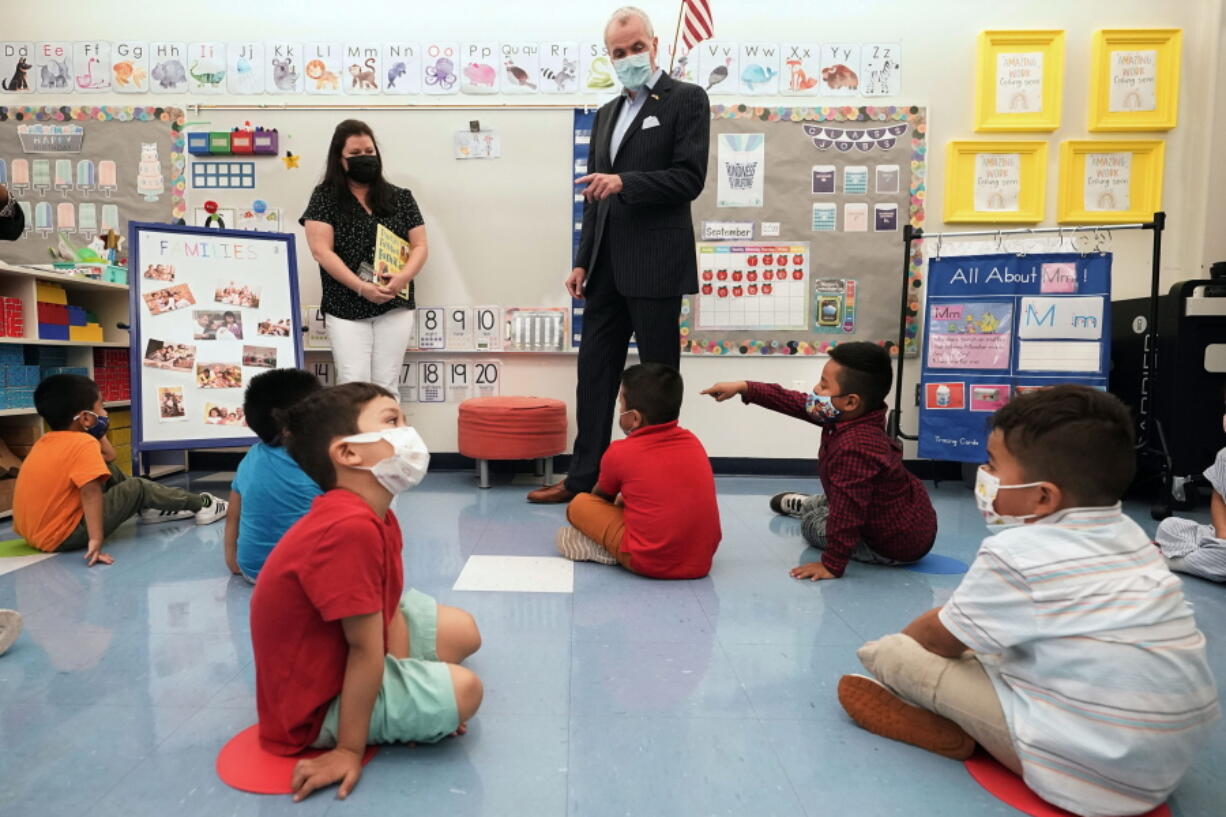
[680,103,927,358]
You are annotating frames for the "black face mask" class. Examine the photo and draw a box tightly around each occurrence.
[344,154,380,184]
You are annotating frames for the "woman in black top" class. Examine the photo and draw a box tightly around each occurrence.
[300,119,427,393]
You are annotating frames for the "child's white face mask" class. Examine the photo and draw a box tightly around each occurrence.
[343,426,430,494]
[974,466,1042,529]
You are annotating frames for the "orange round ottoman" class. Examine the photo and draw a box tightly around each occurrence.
[457,396,568,488]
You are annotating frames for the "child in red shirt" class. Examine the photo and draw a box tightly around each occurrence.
[557,363,721,579]
[703,342,936,581]
[251,383,483,802]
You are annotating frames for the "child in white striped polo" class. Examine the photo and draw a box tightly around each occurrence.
[1156,442,1226,582]
[839,385,1219,817]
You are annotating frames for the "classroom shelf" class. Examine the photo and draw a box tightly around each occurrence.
[0,400,130,418]
[0,337,129,348]
[0,262,129,292]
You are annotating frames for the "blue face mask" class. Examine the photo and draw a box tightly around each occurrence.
[613,52,653,90]
[76,410,110,440]
[805,392,843,423]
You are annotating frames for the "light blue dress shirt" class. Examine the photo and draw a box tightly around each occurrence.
[610,69,665,163]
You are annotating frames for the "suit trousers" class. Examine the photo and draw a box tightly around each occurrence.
[566,244,681,493]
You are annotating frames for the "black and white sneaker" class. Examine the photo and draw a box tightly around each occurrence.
[769,492,809,518]
[194,494,228,526]
[139,508,196,524]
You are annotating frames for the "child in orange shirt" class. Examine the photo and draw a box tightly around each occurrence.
[14,374,227,566]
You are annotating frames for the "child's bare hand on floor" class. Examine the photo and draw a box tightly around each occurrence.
[85,540,113,567]
[790,561,837,581]
[291,747,363,802]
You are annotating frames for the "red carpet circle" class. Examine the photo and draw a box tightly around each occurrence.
[964,753,1169,817]
[216,724,378,795]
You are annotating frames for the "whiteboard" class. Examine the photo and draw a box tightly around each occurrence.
[179,109,576,318]
[129,222,303,451]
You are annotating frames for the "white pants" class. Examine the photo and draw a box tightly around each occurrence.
[326,309,414,395]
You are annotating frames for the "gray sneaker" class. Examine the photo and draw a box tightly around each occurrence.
[770,492,809,517]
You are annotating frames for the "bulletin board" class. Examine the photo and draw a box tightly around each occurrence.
[129,222,302,456]
[0,106,185,264]
[918,252,1112,462]
[682,104,927,357]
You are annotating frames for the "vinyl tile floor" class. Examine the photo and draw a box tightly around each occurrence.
[0,471,1222,816]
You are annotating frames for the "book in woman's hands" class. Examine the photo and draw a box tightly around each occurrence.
[373,224,413,300]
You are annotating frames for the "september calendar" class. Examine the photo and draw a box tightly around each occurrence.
[695,242,810,330]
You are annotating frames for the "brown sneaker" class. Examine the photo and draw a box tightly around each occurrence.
[555,526,617,565]
[837,674,975,760]
[528,481,577,504]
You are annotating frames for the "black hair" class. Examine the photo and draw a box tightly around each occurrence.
[280,382,394,490]
[243,368,322,445]
[990,384,1135,507]
[620,363,683,425]
[34,374,100,431]
[321,119,398,219]
[828,342,893,408]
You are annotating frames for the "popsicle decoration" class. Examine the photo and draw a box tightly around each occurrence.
[56,202,76,233]
[100,204,119,233]
[76,159,96,193]
[18,202,33,235]
[33,201,53,236]
[0,159,7,187]
[10,159,30,195]
[32,159,51,195]
[78,203,98,240]
[54,159,73,194]
[98,160,118,197]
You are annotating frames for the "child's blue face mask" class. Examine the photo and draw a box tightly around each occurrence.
[75,410,109,440]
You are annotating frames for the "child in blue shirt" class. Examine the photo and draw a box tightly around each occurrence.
[223,368,324,582]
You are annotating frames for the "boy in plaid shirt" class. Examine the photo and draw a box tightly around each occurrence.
[703,342,936,580]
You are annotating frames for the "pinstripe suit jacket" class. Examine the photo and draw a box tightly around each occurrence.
[574,72,710,299]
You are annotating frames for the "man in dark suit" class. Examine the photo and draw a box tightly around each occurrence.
[529,6,709,503]
[0,184,24,242]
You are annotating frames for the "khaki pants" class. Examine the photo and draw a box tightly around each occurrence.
[566,492,634,571]
[857,633,1022,775]
[56,463,204,552]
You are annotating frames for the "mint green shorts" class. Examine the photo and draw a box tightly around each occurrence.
[312,588,459,747]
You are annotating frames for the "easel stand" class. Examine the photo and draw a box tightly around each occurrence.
[890,213,1171,509]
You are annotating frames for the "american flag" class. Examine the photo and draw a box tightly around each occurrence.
[680,0,714,51]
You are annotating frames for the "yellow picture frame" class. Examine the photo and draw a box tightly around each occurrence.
[1057,140,1164,224]
[1088,29,1181,131]
[944,141,1048,223]
[974,30,1065,132]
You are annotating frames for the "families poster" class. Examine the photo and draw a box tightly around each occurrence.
[918,253,1112,462]
[130,223,302,454]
